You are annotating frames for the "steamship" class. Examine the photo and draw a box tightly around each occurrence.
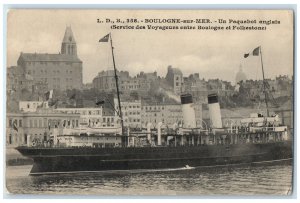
[16,93,293,175]
[15,35,293,175]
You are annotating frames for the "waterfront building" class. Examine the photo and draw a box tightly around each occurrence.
[7,66,48,95]
[92,70,155,93]
[114,99,142,128]
[182,73,208,103]
[14,26,83,91]
[207,79,234,97]
[141,103,203,128]
[165,65,183,95]
[122,100,142,128]
[6,109,80,146]
[55,107,117,128]
[55,107,102,126]
[120,77,141,93]
[92,70,130,92]
[19,101,49,112]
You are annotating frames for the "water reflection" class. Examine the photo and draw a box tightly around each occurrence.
[6,163,292,195]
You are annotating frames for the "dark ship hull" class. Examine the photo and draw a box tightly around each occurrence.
[16,141,292,175]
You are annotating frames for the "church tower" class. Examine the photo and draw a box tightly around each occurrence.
[61,26,77,56]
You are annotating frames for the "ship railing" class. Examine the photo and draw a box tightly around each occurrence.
[250,126,287,133]
[222,125,287,134]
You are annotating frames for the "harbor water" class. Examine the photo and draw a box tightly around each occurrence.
[5,162,292,196]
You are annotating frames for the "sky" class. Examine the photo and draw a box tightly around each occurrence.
[6,9,294,84]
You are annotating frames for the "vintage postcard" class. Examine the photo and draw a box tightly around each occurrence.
[5,9,294,196]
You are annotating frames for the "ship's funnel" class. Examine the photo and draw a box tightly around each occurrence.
[181,94,196,128]
[208,94,222,128]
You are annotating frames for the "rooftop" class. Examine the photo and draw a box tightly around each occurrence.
[18,53,82,63]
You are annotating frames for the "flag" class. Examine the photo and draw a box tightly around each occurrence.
[45,90,53,101]
[252,47,260,56]
[13,120,18,132]
[99,34,110,42]
[244,53,250,58]
[244,46,260,58]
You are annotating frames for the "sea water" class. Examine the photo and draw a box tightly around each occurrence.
[5,163,292,196]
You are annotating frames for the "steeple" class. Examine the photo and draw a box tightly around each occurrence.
[61,26,77,56]
[236,64,247,84]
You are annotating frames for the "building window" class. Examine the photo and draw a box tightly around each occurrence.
[34,120,37,128]
[24,134,27,144]
[9,119,12,127]
[29,120,33,128]
[43,119,47,128]
[19,120,22,127]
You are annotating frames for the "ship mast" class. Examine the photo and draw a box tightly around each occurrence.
[259,46,269,117]
[109,33,125,140]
